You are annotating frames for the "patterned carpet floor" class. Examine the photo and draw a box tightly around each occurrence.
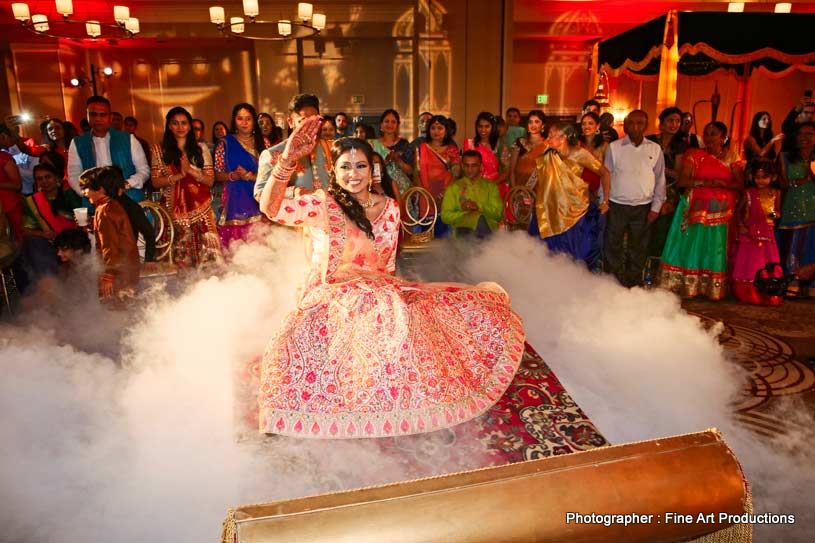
[244,311,814,482]
[376,342,607,477]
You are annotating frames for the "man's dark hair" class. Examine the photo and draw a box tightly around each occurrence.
[124,116,138,126]
[79,119,90,131]
[506,107,521,117]
[335,112,347,120]
[288,93,320,114]
[462,149,482,162]
[111,111,123,119]
[86,95,111,109]
[54,228,91,253]
[78,165,124,196]
[582,99,601,111]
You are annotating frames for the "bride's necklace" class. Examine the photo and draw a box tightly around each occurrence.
[358,193,375,209]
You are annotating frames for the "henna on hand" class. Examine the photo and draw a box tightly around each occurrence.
[281,116,323,164]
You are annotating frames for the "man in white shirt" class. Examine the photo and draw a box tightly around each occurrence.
[67,96,149,203]
[603,110,666,287]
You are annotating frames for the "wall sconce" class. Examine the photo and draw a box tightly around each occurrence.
[68,65,116,95]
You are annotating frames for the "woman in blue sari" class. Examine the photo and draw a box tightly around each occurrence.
[214,103,271,247]
[527,122,609,267]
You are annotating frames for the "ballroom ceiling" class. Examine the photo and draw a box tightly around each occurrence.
[2,0,815,47]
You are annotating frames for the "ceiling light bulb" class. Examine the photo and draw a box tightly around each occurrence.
[312,13,326,30]
[209,6,225,24]
[32,13,49,32]
[55,0,73,17]
[231,17,245,34]
[278,19,292,36]
[86,20,101,38]
[242,0,259,18]
[11,3,31,22]
[125,17,139,34]
[298,3,313,21]
[113,6,130,24]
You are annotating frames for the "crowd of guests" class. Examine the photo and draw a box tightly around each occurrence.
[1,90,814,308]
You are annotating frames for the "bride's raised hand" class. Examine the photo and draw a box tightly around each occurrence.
[281,116,323,165]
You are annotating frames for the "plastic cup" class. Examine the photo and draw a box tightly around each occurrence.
[73,207,89,226]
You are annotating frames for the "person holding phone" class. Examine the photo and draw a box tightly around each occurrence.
[781,89,815,153]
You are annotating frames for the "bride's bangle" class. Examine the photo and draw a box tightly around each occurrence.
[273,160,296,185]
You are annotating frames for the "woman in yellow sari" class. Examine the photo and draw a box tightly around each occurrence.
[527,122,609,267]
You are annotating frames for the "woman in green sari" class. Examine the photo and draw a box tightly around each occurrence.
[659,122,744,300]
[777,121,815,297]
[370,109,414,195]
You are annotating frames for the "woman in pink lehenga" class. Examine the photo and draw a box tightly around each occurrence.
[256,117,525,439]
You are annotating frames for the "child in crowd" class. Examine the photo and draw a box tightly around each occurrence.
[731,158,783,305]
[53,227,91,268]
[78,166,140,302]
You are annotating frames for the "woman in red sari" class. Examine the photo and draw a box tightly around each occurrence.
[509,109,548,187]
[0,124,23,241]
[464,112,507,184]
[415,115,461,201]
[659,122,744,300]
[151,106,222,268]
[415,115,461,236]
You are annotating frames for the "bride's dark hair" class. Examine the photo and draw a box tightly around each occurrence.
[328,137,383,240]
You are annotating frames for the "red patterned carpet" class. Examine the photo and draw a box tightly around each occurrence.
[375,342,608,476]
[239,343,608,479]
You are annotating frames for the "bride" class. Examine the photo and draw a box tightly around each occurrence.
[256,116,525,438]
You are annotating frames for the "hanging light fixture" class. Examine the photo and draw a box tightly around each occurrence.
[32,14,49,32]
[231,17,245,34]
[11,1,141,40]
[278,20,292,37]
[209,2,326,40]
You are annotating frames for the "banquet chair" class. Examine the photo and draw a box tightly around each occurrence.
[138,200,178,278]
[399,186,438,252]
[0,217,20,318]
[503,185,535,232]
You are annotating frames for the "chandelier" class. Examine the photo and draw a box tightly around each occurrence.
[11,1,140,40]
[209,1,326,40]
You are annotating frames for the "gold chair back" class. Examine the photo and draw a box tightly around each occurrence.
[399,186,437,251]
[138,201,177,277]
[504,185,535,231]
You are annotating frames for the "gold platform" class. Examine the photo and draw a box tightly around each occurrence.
[222,430,751,543]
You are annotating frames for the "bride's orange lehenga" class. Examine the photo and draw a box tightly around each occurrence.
[259,190,525,439]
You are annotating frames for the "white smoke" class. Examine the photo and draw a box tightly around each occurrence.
[1,229,811,542]
[450,232,814,542]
